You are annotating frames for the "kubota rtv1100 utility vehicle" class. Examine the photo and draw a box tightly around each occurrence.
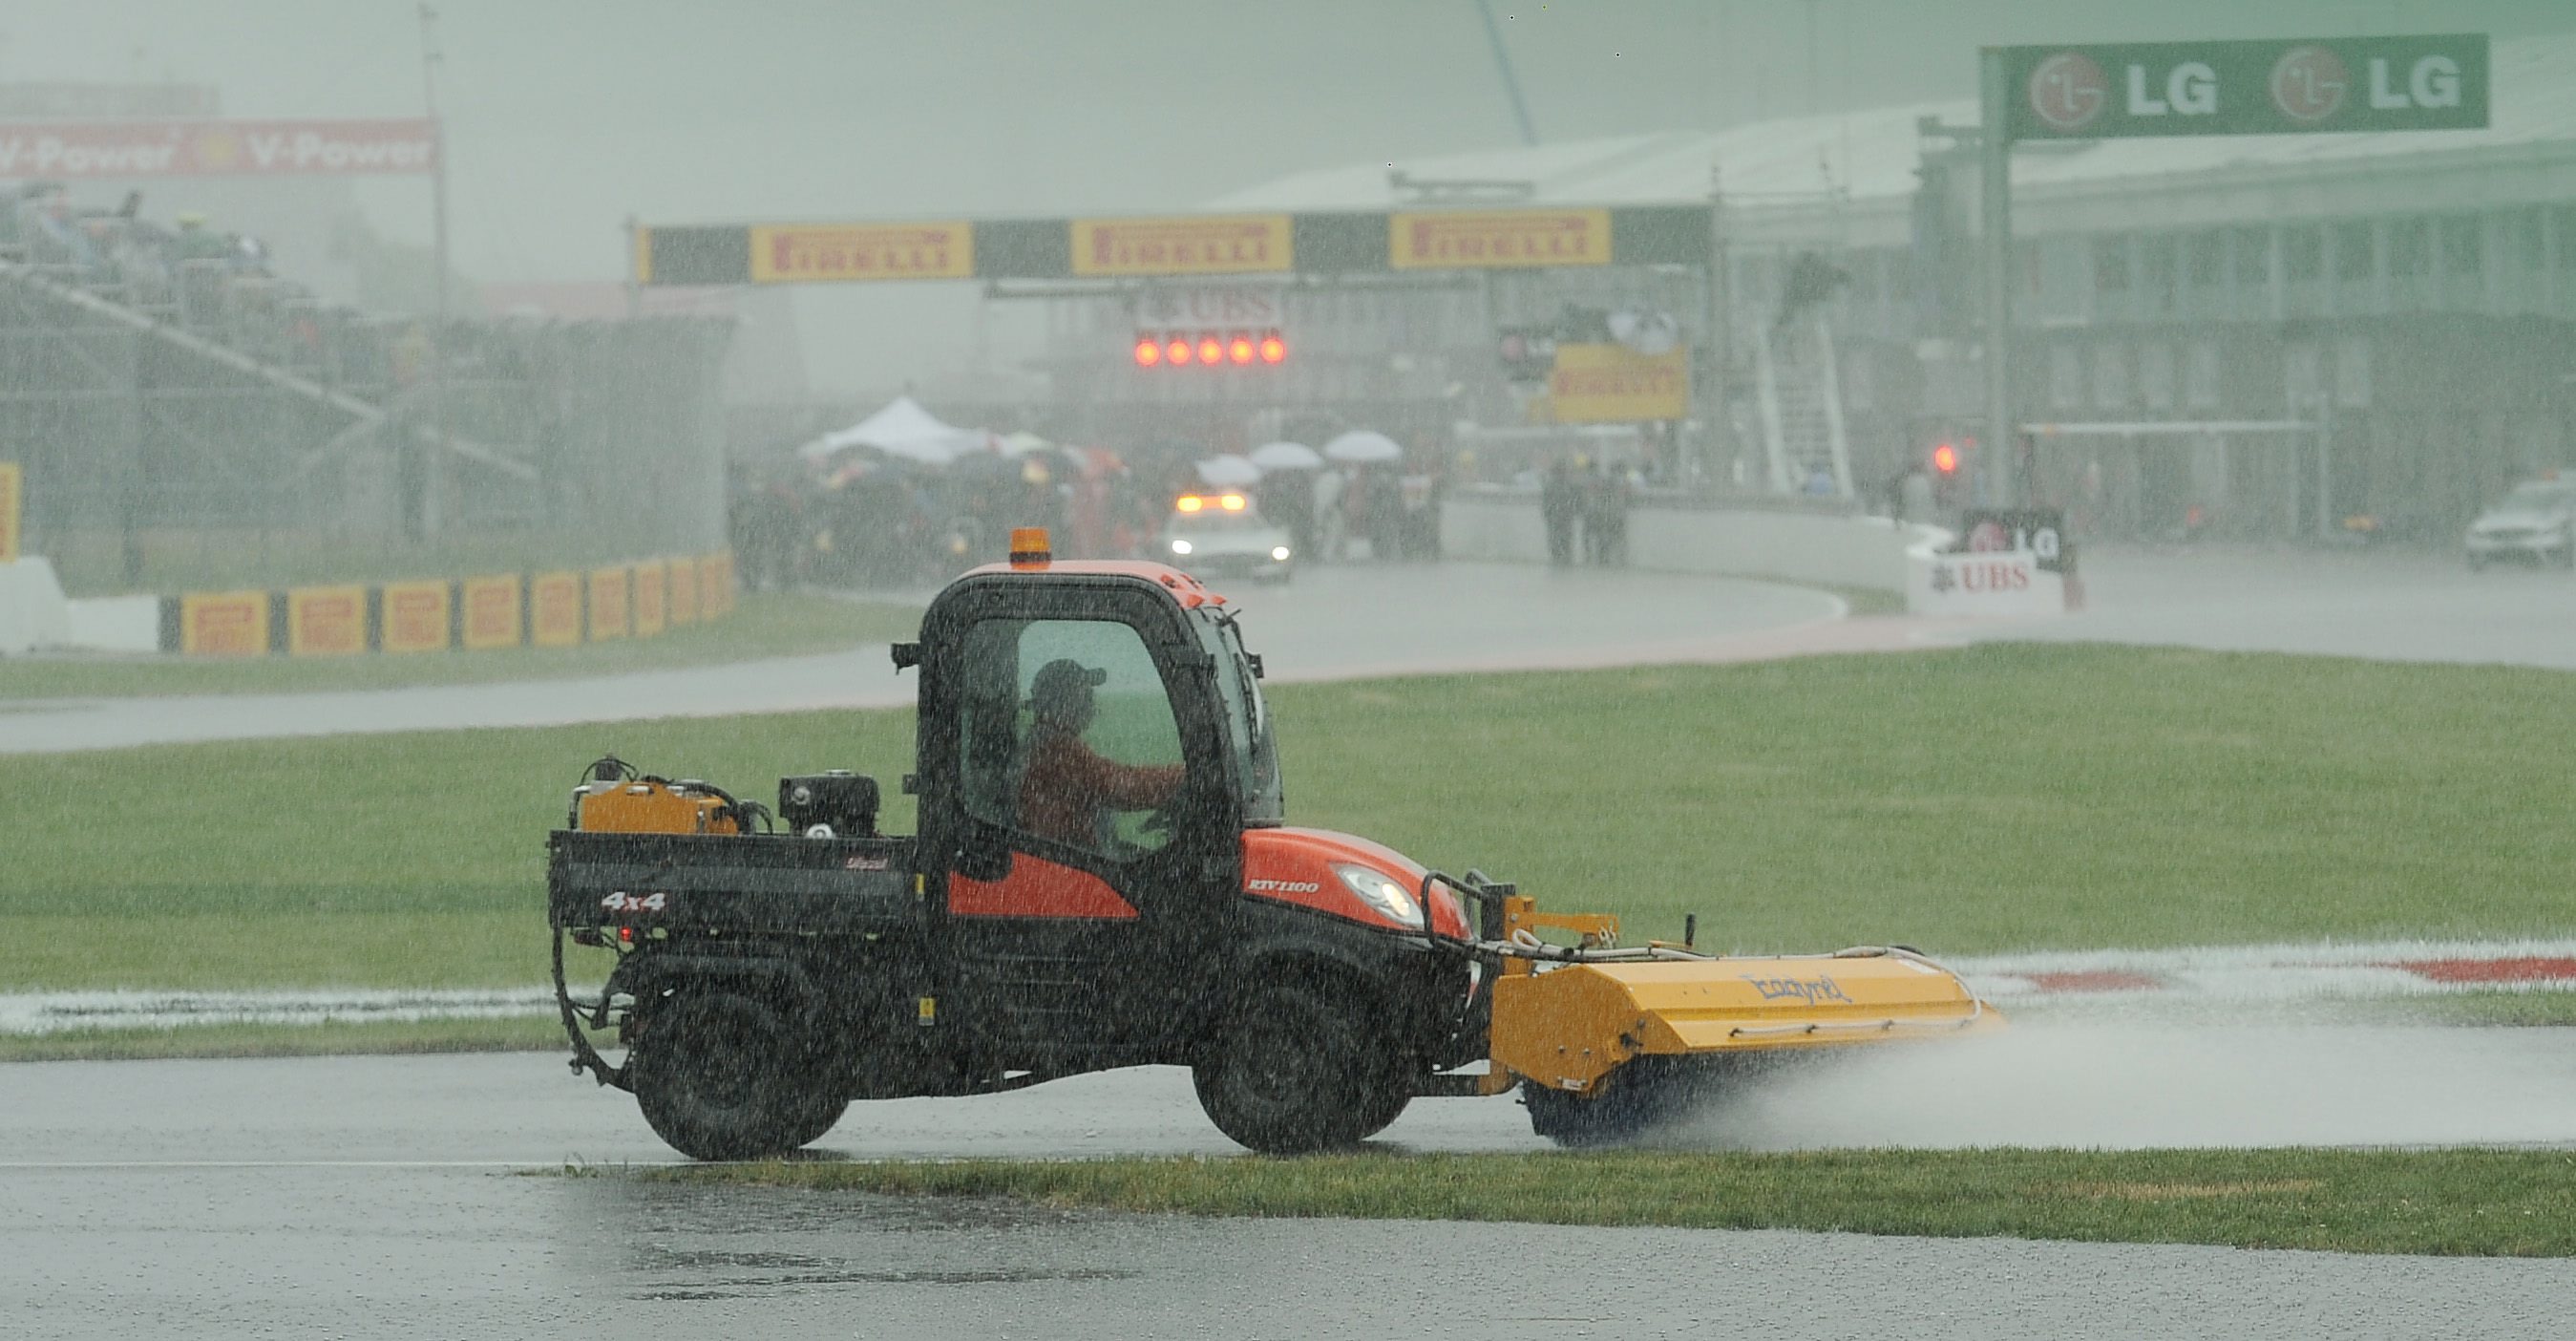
[548,529,1997,1158]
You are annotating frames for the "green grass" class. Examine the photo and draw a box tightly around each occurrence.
[8,645,2576,992]
[651,1147,2576,1257]
[0,1013,564,1063]
[0,592,922,699]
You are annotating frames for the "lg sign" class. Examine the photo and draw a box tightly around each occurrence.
[2005,35,2486,139]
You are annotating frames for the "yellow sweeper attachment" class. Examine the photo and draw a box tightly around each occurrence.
[1465,895,2001,1145]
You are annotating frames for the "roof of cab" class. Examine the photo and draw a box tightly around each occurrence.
[958,559,1230,607]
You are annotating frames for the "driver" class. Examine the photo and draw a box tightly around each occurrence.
[1018,658,1184,849]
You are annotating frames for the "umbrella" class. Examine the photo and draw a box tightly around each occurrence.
[1322,430,1402,464]
[1000,431,1055,457]
[1248,440,1323,471]
[1194,455,1262,487]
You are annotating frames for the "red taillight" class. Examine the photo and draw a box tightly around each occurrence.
[618,926,635,944]
[1258,331,1287,364]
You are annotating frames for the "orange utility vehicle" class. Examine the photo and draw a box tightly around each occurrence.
[548,529,1997,1159]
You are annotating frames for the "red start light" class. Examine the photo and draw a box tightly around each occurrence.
[1228,333,1256,365]
[1932,442,1960,475]
[1167,337,1193,365]
[1257,331,1286,364]
[1197,335,1224,364]
[1133,336,1161,367]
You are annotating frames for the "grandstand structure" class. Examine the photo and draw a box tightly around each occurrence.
[0,87,736,596]
[1028,30,2576,542]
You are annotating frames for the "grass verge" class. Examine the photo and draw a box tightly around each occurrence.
[0,591,922,699]
[10,644,2576,993]
[652,1147,2576,1257]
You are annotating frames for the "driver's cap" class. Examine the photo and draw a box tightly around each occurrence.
[1030,658,1107,712]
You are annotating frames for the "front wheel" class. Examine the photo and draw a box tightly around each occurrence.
[629,990,828,1160]
[1193,982,1402,1154]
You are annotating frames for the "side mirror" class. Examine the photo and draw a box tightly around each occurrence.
[891,641,923,671]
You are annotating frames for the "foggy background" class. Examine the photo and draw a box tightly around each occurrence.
[10,0,2570,398]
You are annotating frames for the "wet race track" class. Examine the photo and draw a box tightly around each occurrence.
[18,552,2576,1335]
[13,1046,2576,1338]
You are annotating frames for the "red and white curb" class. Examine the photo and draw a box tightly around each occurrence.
[0,988,553,1036]
[1952,939,2576,1005]
[7,939,2575,1035]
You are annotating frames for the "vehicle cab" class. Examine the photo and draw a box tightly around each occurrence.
[1156,492,1295,584]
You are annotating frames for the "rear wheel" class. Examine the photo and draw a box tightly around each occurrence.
[1193,982,1402,1154]
[630,990,830,1160]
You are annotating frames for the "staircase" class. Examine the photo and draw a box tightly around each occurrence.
[1751,310,1852,498]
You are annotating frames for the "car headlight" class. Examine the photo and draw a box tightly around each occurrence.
[1170,539,1193,555]
[1332,862,1420,924]
[1271,545,1292,562]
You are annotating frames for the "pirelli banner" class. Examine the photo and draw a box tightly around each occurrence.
[635,204,1711,285]
[155,553,737,657]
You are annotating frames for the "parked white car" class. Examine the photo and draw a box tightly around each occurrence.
[2466,479,2576,570]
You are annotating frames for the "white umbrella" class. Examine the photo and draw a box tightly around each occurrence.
[1322,430,1402,464]
[1248,440,1323,471]
[1194,455,1262,487]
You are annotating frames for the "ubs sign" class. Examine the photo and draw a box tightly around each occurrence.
[2000,34,2487,140]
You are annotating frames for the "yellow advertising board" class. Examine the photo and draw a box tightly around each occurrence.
[1390,208,1613,269]
[0,460,19,564]
[380,580,452,654]
[665,557,699,626]
[632,564,666,638]
[699,551,736,619]
[588,566,630,641]
[1547,344,1691,423]
[285,585,367,656]
[181,590,269,657]
[530,570,583,648]
[1070,215,1291,277]
[460,574,524,650]
[750,222,973,283]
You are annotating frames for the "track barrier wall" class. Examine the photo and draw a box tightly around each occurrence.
[137,551,734,657]
[1441,489,1921,592]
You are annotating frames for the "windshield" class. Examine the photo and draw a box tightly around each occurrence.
[1193,607,1285,825]
[2500,484,2574,512]
[1168,509,1277,535]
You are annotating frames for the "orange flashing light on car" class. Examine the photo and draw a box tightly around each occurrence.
[1175,495,1205,513]
[1218,494,1246,511]
[1008,527,1052,569]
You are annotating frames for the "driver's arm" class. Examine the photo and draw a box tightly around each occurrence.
[1052,736,1183,809]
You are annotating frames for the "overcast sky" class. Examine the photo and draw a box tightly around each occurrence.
[7,0,2571,398]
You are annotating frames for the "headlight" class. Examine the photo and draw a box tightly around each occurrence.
[1171,539,1193,555]
[1271,545,1292,561]
[1332,862,1420,924]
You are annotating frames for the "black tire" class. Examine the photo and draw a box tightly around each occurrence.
[1193,982,1401,1154]
[1523,1058,1696,1148]
[629,990,822,1160]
